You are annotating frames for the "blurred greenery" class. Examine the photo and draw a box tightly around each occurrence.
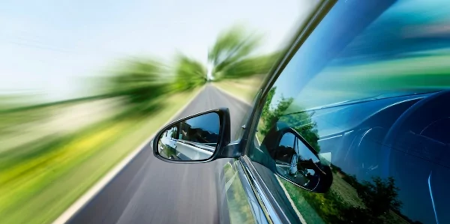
[97,25,277,117]
[280,169,409,224]
[209,26,278,80]
[173,54,207,91]
[104,59,170,115]
[209,26,261,77]
[3,3,450,223]
[214,52,280,80]
[213,75,265,103]
[0,24,277,224]
[0,89,201,224]
[254,87,413,224]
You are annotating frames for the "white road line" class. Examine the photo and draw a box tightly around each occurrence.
[52,87,205,224]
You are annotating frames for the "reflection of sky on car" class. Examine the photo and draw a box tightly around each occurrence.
[279,132,294,148]
[284,93,432,138]
[295,91,449,224]
[184,113,220,134]
[269,0,450,113]
[268,0,396,107]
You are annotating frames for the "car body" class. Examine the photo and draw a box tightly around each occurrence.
[154,0,450,223]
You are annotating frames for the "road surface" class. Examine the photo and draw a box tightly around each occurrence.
[68,84,251,224]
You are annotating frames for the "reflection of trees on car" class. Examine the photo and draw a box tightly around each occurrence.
[298,174,405,224]
[258,88,422,224]
[357,177,402,217]
[259,87,321,152]
[170,127,178,139]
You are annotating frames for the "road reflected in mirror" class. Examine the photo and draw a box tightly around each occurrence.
[157,112,220,161]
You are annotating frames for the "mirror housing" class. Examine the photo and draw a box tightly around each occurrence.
[153,108,231,163]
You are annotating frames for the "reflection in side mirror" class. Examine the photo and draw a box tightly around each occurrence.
[155,111,224,162]
[266,127,333,193]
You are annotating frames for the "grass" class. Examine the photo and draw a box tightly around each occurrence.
[213,75,265,103]
[279,178,325,224]
[1,98,122,154]
[330,173,364,208]
[0,89,201,224]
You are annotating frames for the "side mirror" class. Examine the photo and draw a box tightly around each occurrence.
[264,126,333,193]
[153,108,231,163]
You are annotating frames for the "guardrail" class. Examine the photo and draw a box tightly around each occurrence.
[175,140,215,160]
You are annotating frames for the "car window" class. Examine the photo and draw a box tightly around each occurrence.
[249,0,450,223]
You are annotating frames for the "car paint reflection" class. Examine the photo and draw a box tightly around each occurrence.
[297,90,450,224]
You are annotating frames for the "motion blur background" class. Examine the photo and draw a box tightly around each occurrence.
[2,0,450,223]
[0,0,312,223]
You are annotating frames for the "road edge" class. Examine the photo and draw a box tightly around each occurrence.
[52,87,205,224]
[212,83,252,105]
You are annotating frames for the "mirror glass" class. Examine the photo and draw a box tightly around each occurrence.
[272,130,332,191]
[156,112,220,161]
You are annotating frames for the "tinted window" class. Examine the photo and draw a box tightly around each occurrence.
[249,0,450,223]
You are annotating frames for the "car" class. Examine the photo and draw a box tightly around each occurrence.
[153,0,450,223]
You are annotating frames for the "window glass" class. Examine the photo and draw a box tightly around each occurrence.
[250,0,450,223]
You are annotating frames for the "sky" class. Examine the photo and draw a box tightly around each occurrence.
[0,0,315,102]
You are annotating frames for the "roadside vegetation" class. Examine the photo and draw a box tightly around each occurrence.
[0,24,277,224]
[0,90,201,224]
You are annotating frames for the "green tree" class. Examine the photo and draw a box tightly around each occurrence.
[296,175,404,224]
[218,52,281,79]
[173,54,207,91]
[209,26,278,80]
[357,176,402,217]
[259,87,321,152]
[105,59,170,115]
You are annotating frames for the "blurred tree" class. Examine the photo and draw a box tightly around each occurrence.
[219,52,281,79]
[209,26,278,80]
[173,54,207,91]
[357,176,402,217]
[297,174,405,224]
[106,59,170,115]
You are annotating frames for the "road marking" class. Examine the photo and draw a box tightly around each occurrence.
[52,87,205,224]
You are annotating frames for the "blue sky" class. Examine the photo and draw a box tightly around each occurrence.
[0,0,316,102]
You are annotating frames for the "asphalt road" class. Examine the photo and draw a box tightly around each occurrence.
[68,84,251,224]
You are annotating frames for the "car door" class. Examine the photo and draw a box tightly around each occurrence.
[237,0,450,223]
